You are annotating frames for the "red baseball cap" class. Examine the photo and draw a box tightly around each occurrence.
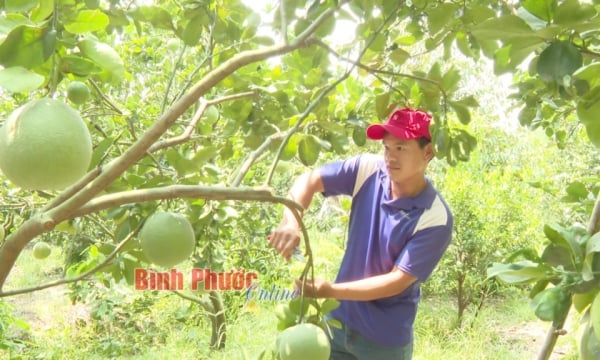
[366,108,432,141]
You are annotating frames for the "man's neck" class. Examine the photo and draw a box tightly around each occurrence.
[390,177,427,199]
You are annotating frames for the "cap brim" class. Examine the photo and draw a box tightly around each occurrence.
[366,124,415,140]
[366,124,386,139]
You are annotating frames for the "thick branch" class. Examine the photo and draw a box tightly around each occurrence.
[72,185,303,218]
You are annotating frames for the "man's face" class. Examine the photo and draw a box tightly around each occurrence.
[382,132,432,184]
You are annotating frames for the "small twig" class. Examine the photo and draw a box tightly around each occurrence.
[172,290,214,311]
[149,91,256,153]
[231,132,286,186]
[88,79,125,115]
[0,223,142,298]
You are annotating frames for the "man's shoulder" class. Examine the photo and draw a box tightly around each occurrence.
[352,154,383,197]
[413,192,453,234]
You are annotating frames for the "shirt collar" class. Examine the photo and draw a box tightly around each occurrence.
[380,170,436,211]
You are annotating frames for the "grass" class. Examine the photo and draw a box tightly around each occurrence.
[0,231,582,359]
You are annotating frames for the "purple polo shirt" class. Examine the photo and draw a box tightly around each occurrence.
[319,154,453,347]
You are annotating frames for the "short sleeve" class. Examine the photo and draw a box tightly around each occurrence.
[319,155,362,197]
[395,222,452,281]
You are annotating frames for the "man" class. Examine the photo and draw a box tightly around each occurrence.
[269,108,453,359]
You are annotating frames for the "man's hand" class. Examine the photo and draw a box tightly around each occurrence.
[294,277,333,298]
[268,224,301,262]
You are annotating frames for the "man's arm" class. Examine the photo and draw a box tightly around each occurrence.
[296,267,417,301]
[268,169,324,261]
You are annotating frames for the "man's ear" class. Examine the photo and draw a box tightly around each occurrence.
[424,143,434,162]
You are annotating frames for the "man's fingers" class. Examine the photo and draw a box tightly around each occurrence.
[267,233,292,261]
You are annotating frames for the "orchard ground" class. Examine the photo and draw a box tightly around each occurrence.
[1,231,580,360]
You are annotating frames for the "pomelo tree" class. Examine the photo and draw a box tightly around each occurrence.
[0,0,598,358]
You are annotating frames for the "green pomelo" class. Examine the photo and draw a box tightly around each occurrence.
[0,98,93,190]
[67,81,91,105]
[33,242,51,260]
[277,323,331,360]
[166,38,180,52]
[140,211,196,268]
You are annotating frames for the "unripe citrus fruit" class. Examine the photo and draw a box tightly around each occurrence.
[33,242,51,260]
[67,81,91,105]
[0,98,93,190]
[166,38,180,52]
[139,211,195,268]
[277,323,331,360]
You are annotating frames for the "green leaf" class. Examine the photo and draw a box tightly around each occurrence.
[59,55,101,77]
[281,134,301,161]
[463,5,496,25]
[530,286,571,323]
[572,291,597,313]
[0,25,47,68]
[530,279,551,299]
[554,0,595,25]
[586,233,600,254]
[503,38,546,71]
[583,234,600,281]
[505,247,542,263]
[541,243,575,271]
[298,135,321,166]
[0,66,44,92]
[536,41,583,82]
[181,14,205,46]
[78,36,125,83]
[591,293,600,342]
[576,99,600,147]
[130,6,174,30]
[5,0,38,12]
[389,48,410,66]
[0,14,28,36]
[89,138,114,169]
[521,0,557,22]
[543,223,585,262]
[375,93,390,119]
[487,261,548,284]
[352,127,366,147]
[427,3,459,35]
[566,181,589,200]
[449,101,471,125]
[470,15,534,42]
[64,10,109,34]
[31,0,55,23]
[319,298,340,315]
[574,63,600,89]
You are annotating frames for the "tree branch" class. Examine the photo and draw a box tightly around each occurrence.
[0,222,140,297]
[231,132,287,187]
[149,91,256,153]
[71,185,303,218]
